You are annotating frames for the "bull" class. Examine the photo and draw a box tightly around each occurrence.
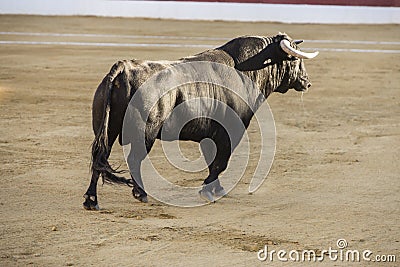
[83,33,318,210]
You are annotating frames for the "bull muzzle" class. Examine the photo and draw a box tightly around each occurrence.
[294,77,312,92]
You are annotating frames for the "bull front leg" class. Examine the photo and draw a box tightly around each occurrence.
[199,138,230,202]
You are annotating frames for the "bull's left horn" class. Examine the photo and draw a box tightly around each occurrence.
[280,39,319,59]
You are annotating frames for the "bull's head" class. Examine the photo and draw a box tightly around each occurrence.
[231,34,318,95]
[273,35,319,94]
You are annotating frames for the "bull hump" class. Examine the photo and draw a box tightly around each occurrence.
[183,50,234,66]
[220,36,268,64]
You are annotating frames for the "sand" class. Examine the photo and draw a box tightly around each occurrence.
[0,15,399,266]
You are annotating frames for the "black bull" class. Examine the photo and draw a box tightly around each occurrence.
[83,33,318,210]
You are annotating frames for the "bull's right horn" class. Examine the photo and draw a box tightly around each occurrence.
[280,39,319,59]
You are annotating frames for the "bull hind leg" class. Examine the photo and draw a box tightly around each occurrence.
[130,163,148,203]
[83,118,121,210]
[199,138,230,203]
[127,137,157,203]
[83,170,101,210]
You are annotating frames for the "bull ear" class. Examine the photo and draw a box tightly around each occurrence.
[294,40,304,45]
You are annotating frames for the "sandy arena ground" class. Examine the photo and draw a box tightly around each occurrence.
[0,15,399,266]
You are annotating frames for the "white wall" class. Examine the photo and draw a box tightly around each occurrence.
[0,0,399,24]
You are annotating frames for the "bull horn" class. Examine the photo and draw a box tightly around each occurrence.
[280,39,319,59]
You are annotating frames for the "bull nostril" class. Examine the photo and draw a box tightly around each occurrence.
[307,83,312,89]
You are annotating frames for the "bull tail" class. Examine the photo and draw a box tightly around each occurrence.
[91,61,133,187]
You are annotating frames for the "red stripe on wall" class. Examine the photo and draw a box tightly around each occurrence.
[166,0,400,7]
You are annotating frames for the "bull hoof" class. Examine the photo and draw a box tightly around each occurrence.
[132,189,148,203]
[199,189,215,203]
[137,195,148,203]
[83,195,100,211]
[214,187,226,198]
